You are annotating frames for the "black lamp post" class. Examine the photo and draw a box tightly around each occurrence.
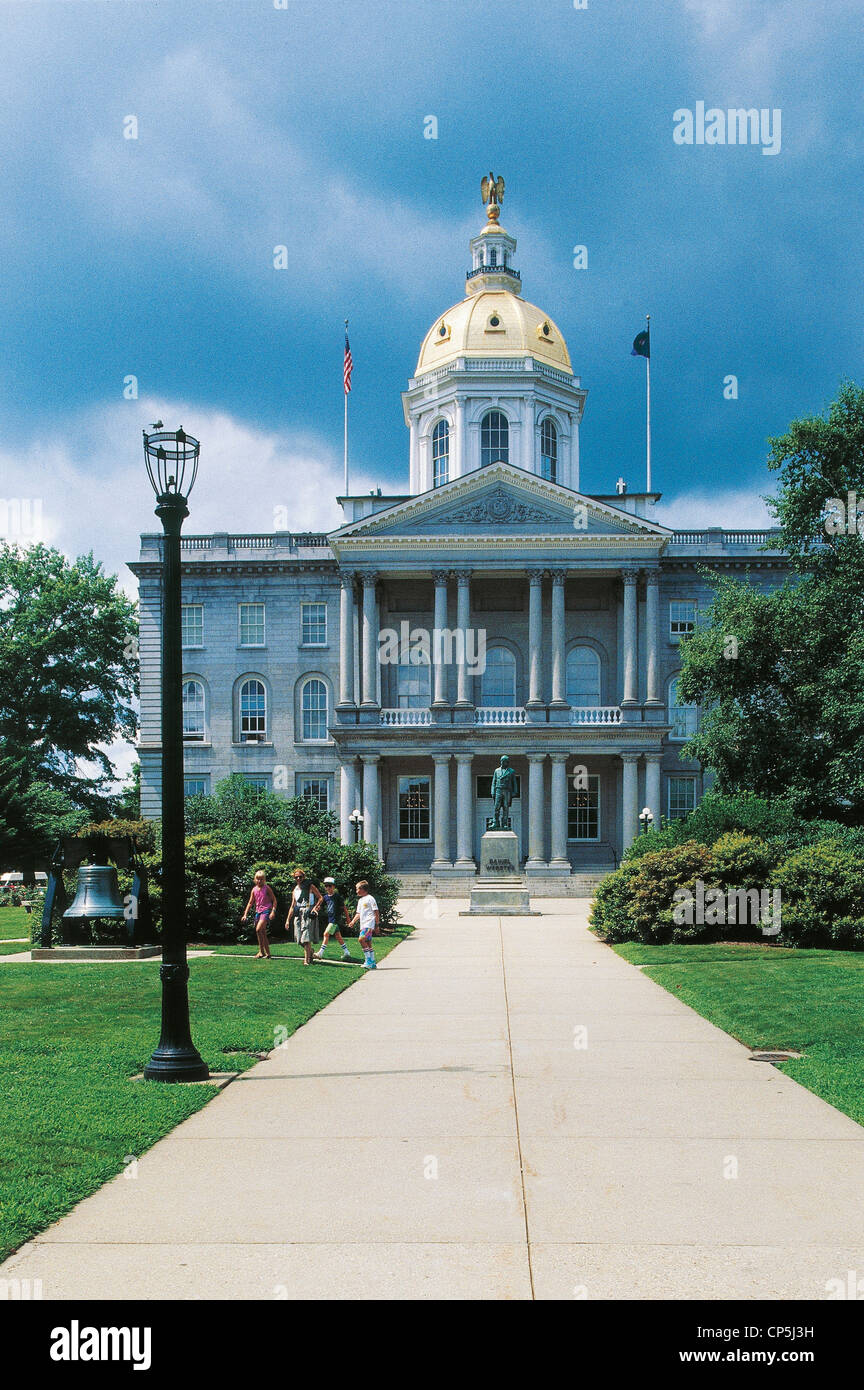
[349,810,363,844]
[142,427,209,1083]
[638,807,655,836]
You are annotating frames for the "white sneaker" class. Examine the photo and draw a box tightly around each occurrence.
[313,949,324,960]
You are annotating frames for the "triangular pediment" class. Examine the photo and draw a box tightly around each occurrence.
[330,462,671,542]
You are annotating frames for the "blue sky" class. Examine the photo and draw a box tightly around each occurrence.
[1,0,862,579]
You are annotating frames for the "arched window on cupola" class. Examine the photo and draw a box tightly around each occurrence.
[481,410,509,467]
[540,417,558,482]
[432,419,449,487]
[490,247,498,266]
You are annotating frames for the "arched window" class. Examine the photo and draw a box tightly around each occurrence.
[397,656,431,709]
[481,410,509,467]
[301,677,328,741]
[540,417,558,482]
[668,676,697,740]
[239,679,266,742]
[566,647,601,707]
[182,679,205,741]
[432,419,449,488]
[490,247,498,266]
[480,646,517,707]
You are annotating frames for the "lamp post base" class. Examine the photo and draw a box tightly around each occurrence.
[143,1047,210,1084]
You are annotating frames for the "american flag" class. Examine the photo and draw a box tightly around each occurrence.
[343,331,354,394]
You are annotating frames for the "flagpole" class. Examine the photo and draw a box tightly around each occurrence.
[343,319,349,496]
[645,314,651,494]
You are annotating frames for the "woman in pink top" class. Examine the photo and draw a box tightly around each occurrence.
[241,869,277,959]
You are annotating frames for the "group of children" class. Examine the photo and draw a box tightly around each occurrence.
[241,867,379,970]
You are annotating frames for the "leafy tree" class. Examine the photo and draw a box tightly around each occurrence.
[0,543,138,799]
[677,383,864,820]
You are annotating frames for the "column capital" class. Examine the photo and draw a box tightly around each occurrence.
[527,751,546,764]
[549,751,569,764]
[360,752,381,766]
[432,569,449,585]
[454,751,474,765]
[527,567,545,583]
[451,567,473,582]
[339,567,357,583]
[432,752,452,765]
[643,751,663,764]
[361,570,379,587]
[619,751,641,764]
[549,568,567,587]
[644,568,661,587]
[621,568,639,586]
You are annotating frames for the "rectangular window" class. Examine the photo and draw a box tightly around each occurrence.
[181,604,203,647]
[567,774,600,841]
[301,601,327,646]
[183,777,209,797]
[299,777,330,811]
[669,600,696,639]
[398,775,431,841]
[244,774,270,794]
[239,602,265,646]
[668,776,696,820]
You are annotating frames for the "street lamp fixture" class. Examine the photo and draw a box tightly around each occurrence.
[142,427,209,1083]
[638,807,655,836]
[348,809,364,844]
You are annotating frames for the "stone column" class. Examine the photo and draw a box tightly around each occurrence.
[620,752,640,851]
[338,571,356,709]
[455,752,475,867]
[454,398,466,480]
[360,573,379,709]
[549,753,570,866]
[432,754,452,868]
[454,569,472,708]
[621,569,639,708]
[361,754,381,857]
[550,570,567,707]
[340,759,357,843]
[645,570,662,707]
[527,569,544,708]
[432,571,450,708]
[527,753,546,867]
[645,752,662,831]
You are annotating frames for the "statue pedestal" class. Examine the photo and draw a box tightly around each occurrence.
[461,830,540,916]
[480,829,519,877]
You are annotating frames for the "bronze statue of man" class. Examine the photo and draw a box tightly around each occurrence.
[490,754,517,829]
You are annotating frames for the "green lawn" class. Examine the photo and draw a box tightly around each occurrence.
[0,905,33,940]
[614,941,864,1128]
[0,924,412,1262]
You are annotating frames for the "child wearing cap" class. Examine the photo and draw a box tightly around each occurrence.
[313,878,352,961]
[347,879,379,970]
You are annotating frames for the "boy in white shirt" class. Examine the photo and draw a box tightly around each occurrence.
[348,879,379,970]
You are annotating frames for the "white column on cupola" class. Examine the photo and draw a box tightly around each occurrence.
[454,398,466,479]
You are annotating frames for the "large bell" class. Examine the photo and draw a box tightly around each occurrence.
[63,864,127,922]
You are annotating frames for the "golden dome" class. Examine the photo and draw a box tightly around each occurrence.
[415,289,573,377]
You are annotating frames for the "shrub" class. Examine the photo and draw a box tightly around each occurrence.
[592,842,718,943]
[711,831,780,890]
[771,841,864,947]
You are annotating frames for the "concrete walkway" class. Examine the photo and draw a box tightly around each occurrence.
[3,900,864,1300]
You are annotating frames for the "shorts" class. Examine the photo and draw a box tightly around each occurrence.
[358,927,374,945]
[255,910,270,924]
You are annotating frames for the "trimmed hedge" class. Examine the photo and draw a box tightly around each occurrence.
[592,795,864,949]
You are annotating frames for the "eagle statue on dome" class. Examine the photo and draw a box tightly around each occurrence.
[481,172,505,222]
